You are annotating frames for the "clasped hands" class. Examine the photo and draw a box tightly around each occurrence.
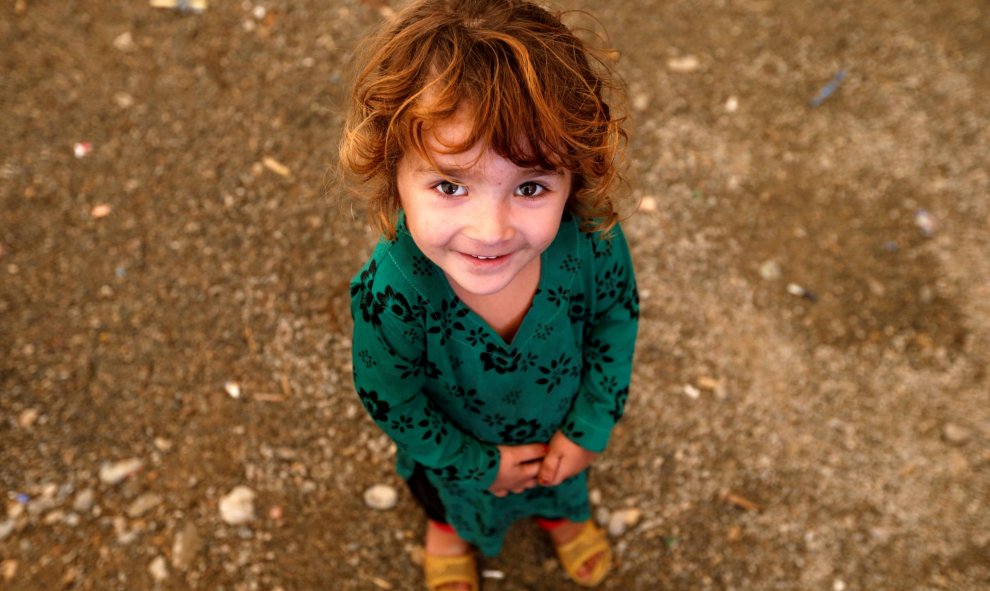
[488,431,598,498]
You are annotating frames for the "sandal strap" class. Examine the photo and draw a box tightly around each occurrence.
[424,553,478,591]
[554,521,612,587]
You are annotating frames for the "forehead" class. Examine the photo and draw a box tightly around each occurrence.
[414,102,541,168]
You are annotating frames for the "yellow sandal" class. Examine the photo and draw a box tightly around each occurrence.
[553,520,612,587]
[423,553,479,591]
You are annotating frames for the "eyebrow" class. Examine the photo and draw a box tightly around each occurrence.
[415,165,565,178]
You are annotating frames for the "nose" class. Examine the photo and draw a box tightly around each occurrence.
[467,197,514,245]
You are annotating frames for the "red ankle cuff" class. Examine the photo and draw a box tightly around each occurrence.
[535,517,567,531]
[429,520,456,535]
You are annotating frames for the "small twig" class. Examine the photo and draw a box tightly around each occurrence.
[720,490,763,512]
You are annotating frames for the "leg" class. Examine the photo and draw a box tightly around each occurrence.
[424,520,477,591]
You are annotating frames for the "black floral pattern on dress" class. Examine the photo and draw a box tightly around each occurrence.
[465,326,488,347]
[534,323,553,340]
[562,419,586,441]
[502,389,521,405]
[610,386,630,422]
[536,353,578,394]
[590,234,614,259]
[449,385,485,414]
[625,288,640,320]
[390,415,413,433]
[375,285,417,322]
[480,342,520,374]
[419,402,449,445]
[358,349,377,369]
[351,261,379,325]
[499,418,541,443]
[560,253,582,273]
[483,412,506,427]
[546,287,570,307]
[585,338,615,374]
[448,354,463,370]
[597,261,627,302]
[357,388,391,423]
[395,351,440,380]
[428,298,468,345]
[567,293,588,324]
[411,254,433,276]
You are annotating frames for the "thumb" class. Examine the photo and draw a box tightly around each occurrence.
[538,452,562,486]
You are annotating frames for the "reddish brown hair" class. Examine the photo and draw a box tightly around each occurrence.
[339,0,628,239]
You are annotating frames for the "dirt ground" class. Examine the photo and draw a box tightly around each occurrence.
[2,0,988,589]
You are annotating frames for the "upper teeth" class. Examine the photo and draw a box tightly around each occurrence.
[474,255,498,260]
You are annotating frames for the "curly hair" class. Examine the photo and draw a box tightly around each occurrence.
[338,0,628,239]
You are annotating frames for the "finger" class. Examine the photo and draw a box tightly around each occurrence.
[491,489,508,498]
[538,453,562,486]
[514,443,549,465]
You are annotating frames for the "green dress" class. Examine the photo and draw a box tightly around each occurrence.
[350,211,639,556]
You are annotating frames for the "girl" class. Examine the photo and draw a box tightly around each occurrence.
[340,1,638,588]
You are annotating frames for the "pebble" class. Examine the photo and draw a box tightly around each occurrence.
[0,519,15,541]
[1,559,16,582]
[683,384,701,399]
[667,55,700,73]
[632,93,650,112]
[171,521,202,571]
[594,506,610,528]
[638,196,658,213]
[224,380,242,399]
[17,408,39,429]
[725,96,739,112]
[126,493,162,518]
[73,488,96,512]
[219,486,256,525]
[113,31,135,51]
[607,508,643,537]
[942,423,971,445]
[99,458,143,485]
[759,260,782,281]
[363,484,398,511]
[148,556,168,582]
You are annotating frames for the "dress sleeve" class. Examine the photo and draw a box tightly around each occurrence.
[561,224,640,453]
[350,261,500,491]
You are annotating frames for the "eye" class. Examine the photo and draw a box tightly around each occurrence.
[516,182,546,198]
[434,181,466,197]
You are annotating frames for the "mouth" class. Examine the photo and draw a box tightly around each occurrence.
[460,252,511,265]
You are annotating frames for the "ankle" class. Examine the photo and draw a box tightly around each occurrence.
[426,521,470,556]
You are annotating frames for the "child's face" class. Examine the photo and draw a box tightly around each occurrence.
[396,110,571,298]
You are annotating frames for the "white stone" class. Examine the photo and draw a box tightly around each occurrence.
[171,522,202,570]
[667,55,700,73]
[127,493,162,518]
[638,196,658,213]
[759,260,782,281]
[363,484,398,511]
[99,458,143,485]
[148,556,168,582]
[607,508,642,537]
[224,381,241,399]
[73,488,95,512]
[219,486,256,525]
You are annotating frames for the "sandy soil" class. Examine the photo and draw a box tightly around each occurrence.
[1,0,988,589]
